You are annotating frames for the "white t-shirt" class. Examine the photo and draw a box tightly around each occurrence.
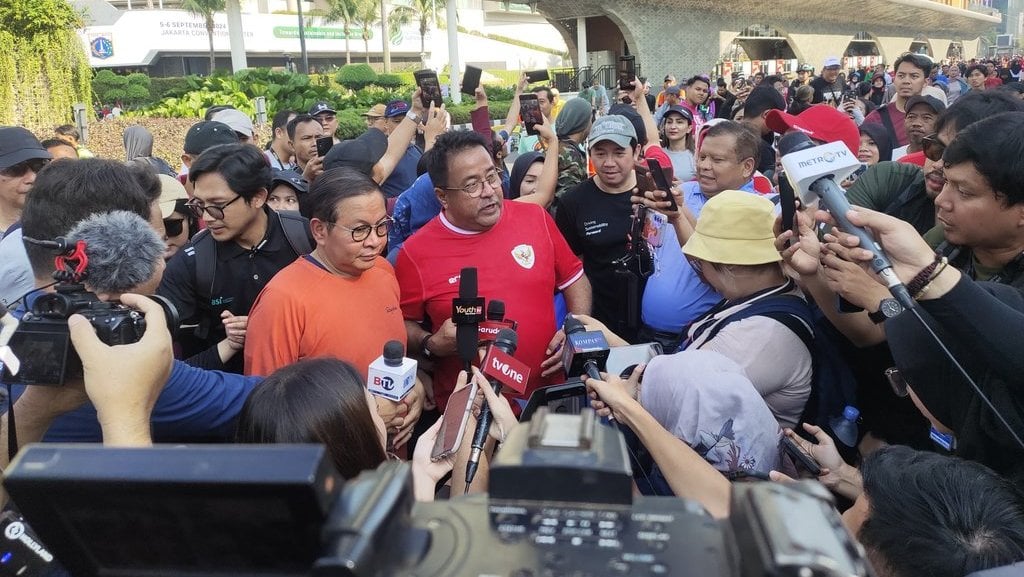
[664,148,696,183]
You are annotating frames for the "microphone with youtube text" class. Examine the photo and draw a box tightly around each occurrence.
[779,132,914,309]
[451,267,484,372]
[3,211,179,385]
[465,328,529,487]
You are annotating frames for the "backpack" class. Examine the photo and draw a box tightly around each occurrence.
[190,210,312,337]
[695,294,859,441]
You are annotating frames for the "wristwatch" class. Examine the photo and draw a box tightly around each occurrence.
[405,110,421,123]
[868,298,904,324]
[418,332,434,358]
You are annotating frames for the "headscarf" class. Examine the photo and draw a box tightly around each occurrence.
[555,97,592,138]
[858,122,893,163]
[123,125,155,161]
[640,349,782,475]
[508,151,543,200]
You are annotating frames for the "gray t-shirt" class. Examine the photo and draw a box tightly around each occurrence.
[0,225,34,306]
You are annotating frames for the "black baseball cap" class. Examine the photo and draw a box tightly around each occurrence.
[322,128,388,175]
[309,101,337,116]
[0,127,51,171]
[270,169,309,195]
[905,94,947,114]
[183,121,238,155]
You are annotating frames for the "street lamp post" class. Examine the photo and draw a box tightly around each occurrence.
[297,0,310,73]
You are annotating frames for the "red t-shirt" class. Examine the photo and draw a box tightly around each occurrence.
[395,201,584,409]
[863,104,908,147]
[985,77,1003,89]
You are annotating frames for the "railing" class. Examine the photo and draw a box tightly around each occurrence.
[550,66,591,91]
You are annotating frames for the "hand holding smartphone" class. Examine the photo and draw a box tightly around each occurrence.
[781,435,822,476]
[519,94,543,136]
[430,383,479,462]
[618,55,636,91]
[461,65,482,96]
[524,69,549,83]
[646,159,677,212]
[414,69,444,108]
[315,136,333,157]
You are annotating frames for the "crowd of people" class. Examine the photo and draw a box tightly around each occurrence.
[2,50,1024,576]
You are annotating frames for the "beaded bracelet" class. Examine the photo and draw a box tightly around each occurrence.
[914,257,950,300]
[906,254,941,297]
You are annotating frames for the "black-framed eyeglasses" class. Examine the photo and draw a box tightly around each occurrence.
[326,216,393,242]
[441,169,503,198]
[185,194,243,220]
[163,217,186,237]
[922,133,946,162]
[1,158,49,178]
[315,114,337,124]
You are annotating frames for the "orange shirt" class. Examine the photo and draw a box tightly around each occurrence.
[244,256,406,377]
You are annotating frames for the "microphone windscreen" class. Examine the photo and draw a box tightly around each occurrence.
[777,131,815,156]
[68,211,163,294]
[486,299,505,321]
[494,328,518,355]
[459,267,477,299]
[562,314,585,336]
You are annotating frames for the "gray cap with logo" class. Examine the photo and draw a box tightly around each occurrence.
[588,115,637,150]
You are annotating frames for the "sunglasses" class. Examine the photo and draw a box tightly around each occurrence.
[163,217,186,237]
[922,134,946,162]
[1,158,49,178]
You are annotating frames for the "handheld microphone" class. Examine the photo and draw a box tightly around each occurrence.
[465,328,520,488]
[478,300,517,346]
[451,268,484,369]
[63,211,165,294]
[561,315,610,381]
[366,340,418,402]
[778,132,914,309]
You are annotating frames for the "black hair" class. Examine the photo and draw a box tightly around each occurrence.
[532,85,554,103]
[40,138,76,153]
[966,64,989,80]
[894,52,933,76]
[859,446,1024,577]
[703,121,760,168]
[933,90,1024,137]
[268,109,296,148]
[300,167,383,222]
[287,114,318,141]
[762,74,784,87]
[21,159,151,277]
[998,81,1024,95]
[742,85,786,118]
[416,148,432,177]
[188,143,271,202]
[942,112,1024,206]
[425,130,490,189]
[124,160,162,203]
[204,104,235,121]
[54,125,79,140]
[235,358,387,480]
[686,75,710,89]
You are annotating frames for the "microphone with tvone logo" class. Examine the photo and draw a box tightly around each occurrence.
[451,268,485,371]
[561,315,610,381]
[367,340,418,402]
[465,328,526,488]
[779,132,914,309]
[478,300,517,347]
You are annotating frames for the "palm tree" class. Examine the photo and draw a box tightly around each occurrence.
[407,0,444,58]
[354,0,380,65]
[181,0,226,73]
[323,0,360,65]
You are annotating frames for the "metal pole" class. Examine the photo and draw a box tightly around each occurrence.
[297,0,310,74]
[226,0,249,72]
[446,0,461,104]
[381,0,392,73]
[576,16,587,70]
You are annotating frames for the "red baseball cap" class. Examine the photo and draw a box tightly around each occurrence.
[765,105,860,156]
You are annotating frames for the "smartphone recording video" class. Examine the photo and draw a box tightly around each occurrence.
[414,69,443,108]
[618,55,636,91]
[315,136,333,157]
[431,384,478,462]
[519,94,543,136]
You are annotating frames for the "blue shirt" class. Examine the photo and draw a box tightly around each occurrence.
[640,180,756,333]
[388,173,442,264]
[382,144,423,199]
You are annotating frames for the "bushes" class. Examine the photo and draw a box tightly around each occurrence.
[335,64,377,91]
[375,73,404,89]
[93,70,153,106]
[335,109,366,140]
[149,76,191,99]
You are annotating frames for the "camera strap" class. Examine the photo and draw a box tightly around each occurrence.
[6,382,16,464]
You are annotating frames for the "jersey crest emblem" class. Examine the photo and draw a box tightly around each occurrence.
[512,244,535,269]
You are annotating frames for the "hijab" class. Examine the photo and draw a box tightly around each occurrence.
[555,97,592,138]
[508,151,543,200]
[641,349,782,475]
[858,122,893,163]
[123,125,155,161]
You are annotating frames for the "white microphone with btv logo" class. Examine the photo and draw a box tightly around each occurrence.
[779,132,914,308]
[367,340,418,402]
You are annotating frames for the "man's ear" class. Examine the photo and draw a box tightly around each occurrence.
[250,188,268,209]
[435,187,448,210]
[310,217,330,244]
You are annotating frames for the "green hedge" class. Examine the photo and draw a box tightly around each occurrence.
[150,76,191,99]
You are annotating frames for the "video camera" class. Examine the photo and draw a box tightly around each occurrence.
[4,410,872,577]
[1,235,178,385]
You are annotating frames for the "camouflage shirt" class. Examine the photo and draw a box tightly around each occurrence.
[556,139,587,199]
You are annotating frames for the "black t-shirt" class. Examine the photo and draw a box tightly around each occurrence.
[158,208,306,371]
[757,135,776,175]
[810,76,843,105]
[555,178,643,340]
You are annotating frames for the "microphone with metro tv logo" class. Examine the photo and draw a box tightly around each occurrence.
[367,340,418,402]
[477,300,517,347]
[452,267,485,370]
[561,315,610,381]
[465,328,525,487]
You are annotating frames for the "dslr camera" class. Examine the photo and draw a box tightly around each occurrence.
[3,282,177,385]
